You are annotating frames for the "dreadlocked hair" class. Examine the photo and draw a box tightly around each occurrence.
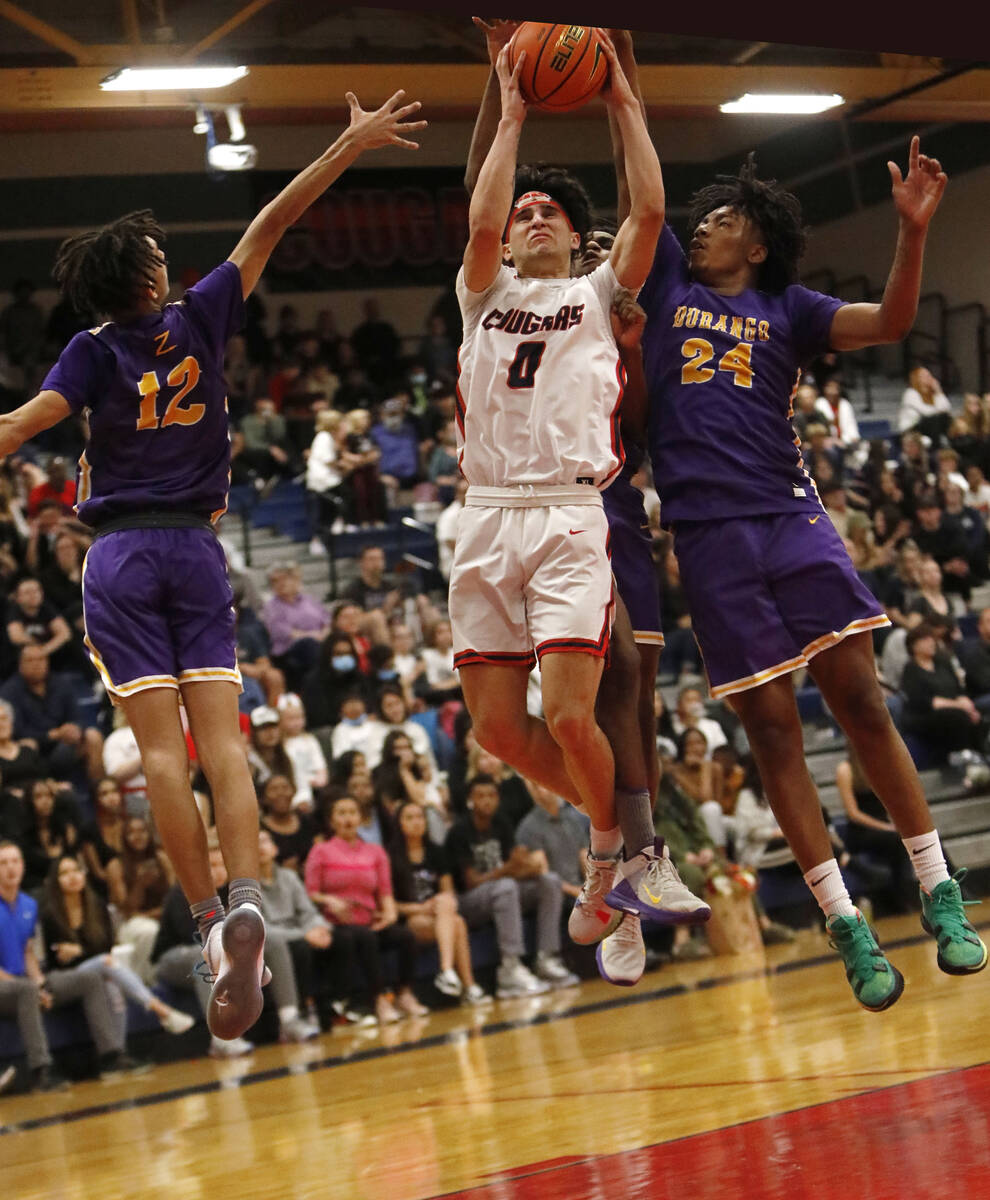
[52,209,165,318]
[687,154,807,294]
[512,163,592,245]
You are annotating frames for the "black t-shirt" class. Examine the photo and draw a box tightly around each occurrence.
[393,840,450,904]
[6,599,60,644]
[342,573,405,612]
[262,813,317,872]
[901,653,963,716]
[444,814,515,893]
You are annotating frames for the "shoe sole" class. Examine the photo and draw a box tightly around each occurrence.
[594,941,644,988]
[568,905,623,946]
[208,909,266,1041]
[921,916,989,975]
[605,880,712,926]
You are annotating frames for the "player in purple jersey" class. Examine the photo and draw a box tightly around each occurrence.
[614,32,985,1009]
[0,90,427,1041]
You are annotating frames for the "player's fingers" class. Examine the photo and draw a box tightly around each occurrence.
[392,137,421,150]
[909,135,920,168]
[472,16,492,32]
[396,119,428,132]
[395,100,423,119]
[345,91,360,113]
[887,161,903,186]
[383,89,406,112]
[927,157,943,175]
[511,48,526,76]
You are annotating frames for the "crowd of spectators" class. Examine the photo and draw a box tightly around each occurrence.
[2,274,989,1094]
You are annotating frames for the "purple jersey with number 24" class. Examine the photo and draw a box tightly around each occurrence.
[640,225,845,524]
[42,261,244,528]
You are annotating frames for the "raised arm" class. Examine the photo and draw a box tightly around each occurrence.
[606,29,649,226]
[462,45,527,294]
[829,137,947,351]
[600,33,664,291]
[229,90,427,298]
[464,18,520,196]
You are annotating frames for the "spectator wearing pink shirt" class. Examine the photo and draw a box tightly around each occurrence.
[304,794,426,1024]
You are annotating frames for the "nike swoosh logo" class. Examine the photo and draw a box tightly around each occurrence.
[808,515,822,525]
[912,844,937,855]
[810,873,830,886]
[568,529,586,535]
[643,886,664,905]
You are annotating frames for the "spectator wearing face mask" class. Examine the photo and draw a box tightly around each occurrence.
[300,633,373,734]
[371,394,424,498]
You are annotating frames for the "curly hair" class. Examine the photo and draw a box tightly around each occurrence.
[687,155,806,293]
[512,163,593,245]
[52,209,165,317]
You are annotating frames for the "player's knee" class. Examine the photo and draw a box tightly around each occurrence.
[833,677,891,734]
[471,714,524,763]
[141,745,189,784]
[544,703,596,754]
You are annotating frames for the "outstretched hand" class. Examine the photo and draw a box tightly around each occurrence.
[345,89,428,151]
[494,43,527,124]
[889,135,947,230]
[597,30,635,107]
[472,16,520,66]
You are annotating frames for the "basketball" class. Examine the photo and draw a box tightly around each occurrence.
[507,23,607,113]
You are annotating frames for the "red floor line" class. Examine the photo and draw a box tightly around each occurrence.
[433,1059,990,1200]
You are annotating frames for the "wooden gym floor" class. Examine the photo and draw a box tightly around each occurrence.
[2,910,988,1200]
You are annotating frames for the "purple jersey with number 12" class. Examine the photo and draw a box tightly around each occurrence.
[41,261,244,529]
[639,225,845,524]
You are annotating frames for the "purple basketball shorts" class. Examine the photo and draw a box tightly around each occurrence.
[82,527,240,698]
[603,477,663,647]
[672,512,889,700]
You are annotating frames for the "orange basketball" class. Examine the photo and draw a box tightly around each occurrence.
[507,23,607,113]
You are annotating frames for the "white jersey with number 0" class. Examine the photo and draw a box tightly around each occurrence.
[455,260,625,488]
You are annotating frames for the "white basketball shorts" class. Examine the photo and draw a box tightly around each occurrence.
[450,484,614,670]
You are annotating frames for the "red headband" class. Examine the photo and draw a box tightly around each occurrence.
[505,190,575,238]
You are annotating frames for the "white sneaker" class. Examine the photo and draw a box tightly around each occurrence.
[204,905,268,1042]
[534,952,581,989]
[606,840,712,926]
[461,983,493,1007]
[596,913,646,986]
[495,960,551,999]
[433,968,463,997]
[160,1006,196,1035]
[209,1035,254,1059]
[280,1016,320,1043]
[568,854,623,945]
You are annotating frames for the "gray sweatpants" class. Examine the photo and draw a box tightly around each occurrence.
[0,969,122,1070]
[457,873,563,958]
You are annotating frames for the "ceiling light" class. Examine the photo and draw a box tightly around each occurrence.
[720,93,844,114]
[100,66,248,91]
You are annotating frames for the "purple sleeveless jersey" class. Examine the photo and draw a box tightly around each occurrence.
[637,226,887,696]
[42,261,244,528]
[640,225,844,524]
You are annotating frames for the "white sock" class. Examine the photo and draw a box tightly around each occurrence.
[902,831,950,894]
[278,1005,299,1027]
[804,858,856,919]
[589,824,623,858]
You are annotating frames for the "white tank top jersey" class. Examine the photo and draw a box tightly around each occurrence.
[455,260,626,489]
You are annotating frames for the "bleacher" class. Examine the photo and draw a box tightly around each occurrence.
[221,478,443,598]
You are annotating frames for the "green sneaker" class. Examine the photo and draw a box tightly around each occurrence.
[920,870,988,976]
[826,910,904,1012]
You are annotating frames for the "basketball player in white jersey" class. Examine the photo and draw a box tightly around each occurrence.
[451,37,706,934]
